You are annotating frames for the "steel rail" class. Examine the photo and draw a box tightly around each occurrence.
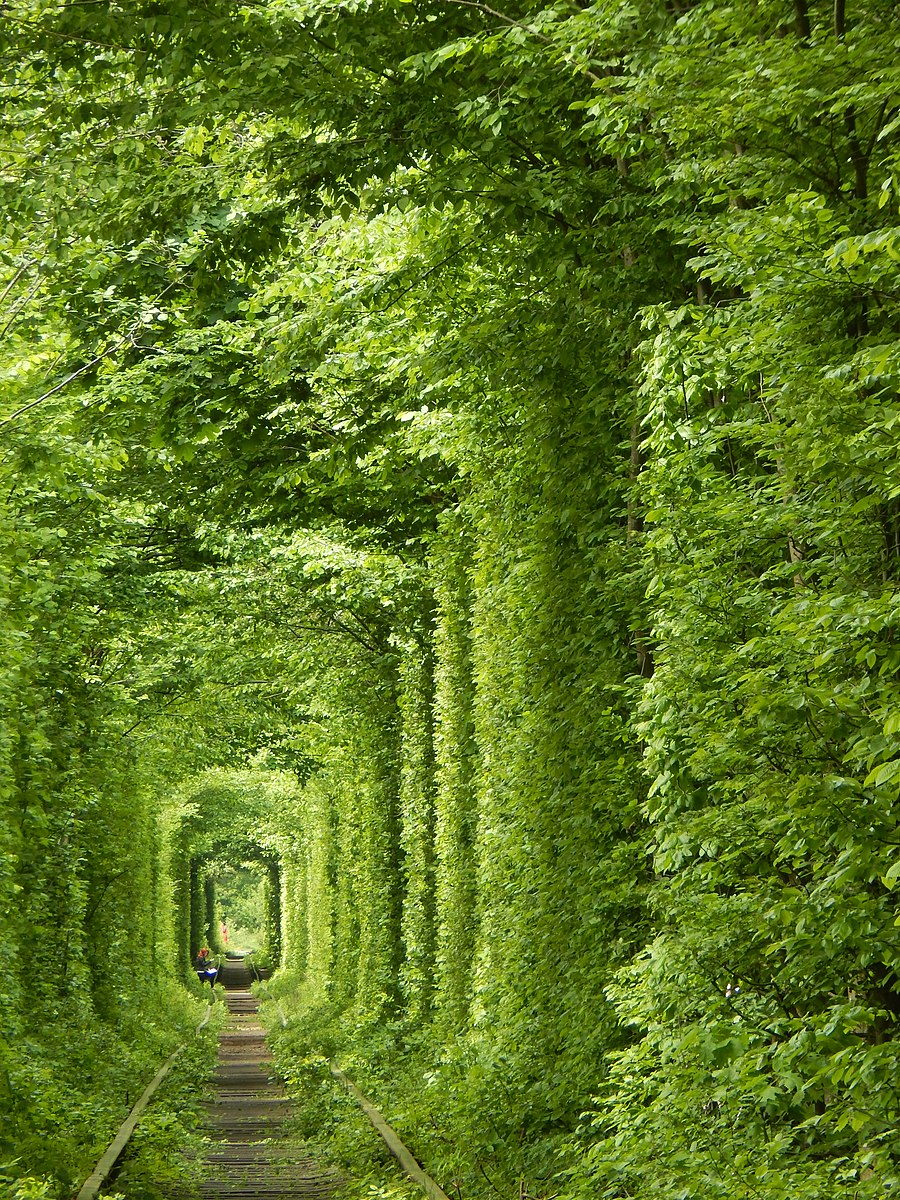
[328,1064,452,1200]
[246,956,450,1200]
[72,990,216,1200]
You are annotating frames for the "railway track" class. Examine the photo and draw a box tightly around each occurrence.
[79,952,448,1200]
[195,957,341,1200]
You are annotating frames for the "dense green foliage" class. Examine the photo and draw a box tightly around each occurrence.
[3,0,900,1196]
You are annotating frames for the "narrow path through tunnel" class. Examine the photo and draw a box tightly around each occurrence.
[192,957,341,1200]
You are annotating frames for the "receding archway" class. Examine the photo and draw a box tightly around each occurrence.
[188,842,283,968]
[169,768,303,977]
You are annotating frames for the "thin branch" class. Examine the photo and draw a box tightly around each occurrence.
[84,870,128,924]
[327,611,388,653]
[279,612,386,655]
[0,260,36,312]
[208,679,295,688]
[0,280,179,429]
[0,342,124,428]
[444,0,602,82]
[446,0,556,43]
[97,648,141,687]
[4,344,123,426]
[376,237,480,312]
[118,690,187,739]
[0,12,145,53]
[0,272,45,341]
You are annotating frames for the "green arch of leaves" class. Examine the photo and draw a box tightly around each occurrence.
[168,768,302,970]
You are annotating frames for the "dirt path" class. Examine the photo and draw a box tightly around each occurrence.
[195,957,341,1199]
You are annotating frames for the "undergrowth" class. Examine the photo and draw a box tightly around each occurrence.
[103,993,226,1200]
[257,975,422,1200]
[257,969,576,1200]
[1,982,222,1200]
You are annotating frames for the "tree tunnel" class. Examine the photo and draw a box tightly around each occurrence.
[6,2,900,1195]
[187,846,282,967]
[171,771,302,978]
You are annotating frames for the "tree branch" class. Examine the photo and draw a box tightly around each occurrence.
[0,271,45,342]
[1,281,179,428]
[443,0,602,82]
[0,11,145,52]
[0,342,125,429]
[0,259,36,313]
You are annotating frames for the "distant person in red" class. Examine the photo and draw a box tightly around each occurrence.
[220,921,228,945]
[194,947,218,989]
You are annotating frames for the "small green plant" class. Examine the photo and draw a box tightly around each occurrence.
[9,1178,57,1200]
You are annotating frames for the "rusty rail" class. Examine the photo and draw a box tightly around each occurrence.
[72,991,216,1200]
[233,958,452,1200]
[329,1064,452,1200]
